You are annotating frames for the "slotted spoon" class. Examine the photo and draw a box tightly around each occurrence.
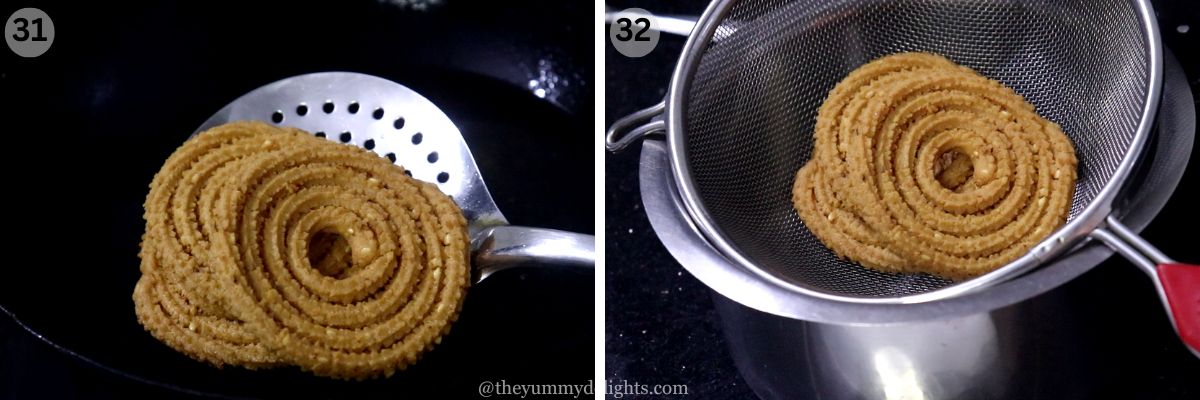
[196,72,594,281]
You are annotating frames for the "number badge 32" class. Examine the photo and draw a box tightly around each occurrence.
[608,8,659,58]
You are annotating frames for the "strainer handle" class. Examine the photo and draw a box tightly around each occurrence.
[471,225,594,283]
[606,101,666,152]
[1091,216,1199,358]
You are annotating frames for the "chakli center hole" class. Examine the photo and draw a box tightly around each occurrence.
[307,230,354,278]
[934,150,974,191]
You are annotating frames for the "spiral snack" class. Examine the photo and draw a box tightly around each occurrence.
[134,121,470,379]
[793,53,1077,280]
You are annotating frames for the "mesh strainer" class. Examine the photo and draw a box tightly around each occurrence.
[607,0,1197,354]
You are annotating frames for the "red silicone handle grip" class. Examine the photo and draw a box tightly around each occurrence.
[1158,263,1200,354]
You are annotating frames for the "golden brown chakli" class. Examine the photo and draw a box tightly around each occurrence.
[793,53,1077,280]
[134,121,469,379]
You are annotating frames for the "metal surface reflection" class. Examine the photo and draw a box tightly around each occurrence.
[807,314,1007,400]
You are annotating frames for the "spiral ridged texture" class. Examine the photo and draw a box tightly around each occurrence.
[793,53,1077,280]
[134,121,469,379]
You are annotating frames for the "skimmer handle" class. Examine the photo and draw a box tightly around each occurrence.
[1091,216,1199,358]
[471,226,594,283]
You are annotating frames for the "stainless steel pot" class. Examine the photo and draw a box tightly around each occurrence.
[630,48,1194,399]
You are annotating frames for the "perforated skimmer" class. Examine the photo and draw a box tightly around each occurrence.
[197,72,594,282]
[608,0,1197,353]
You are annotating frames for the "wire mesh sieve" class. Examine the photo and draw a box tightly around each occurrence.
[674,0,1157,299]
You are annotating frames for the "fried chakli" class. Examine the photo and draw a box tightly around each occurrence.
[793,53,1077,280]
[134,121,469,379]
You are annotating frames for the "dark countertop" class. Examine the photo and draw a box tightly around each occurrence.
[604,0,1199,398]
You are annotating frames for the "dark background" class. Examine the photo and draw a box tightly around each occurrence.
[0,1,593,399]
[605,0,1199,398]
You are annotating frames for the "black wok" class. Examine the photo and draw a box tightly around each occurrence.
[0,1,594,398]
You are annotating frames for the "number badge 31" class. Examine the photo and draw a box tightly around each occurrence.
[5,8,55,58]
[609,8,659,58]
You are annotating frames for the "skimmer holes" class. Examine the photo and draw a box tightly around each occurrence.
[271,102,423,175]
[427,152,438,163]
[437,172,449,183]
